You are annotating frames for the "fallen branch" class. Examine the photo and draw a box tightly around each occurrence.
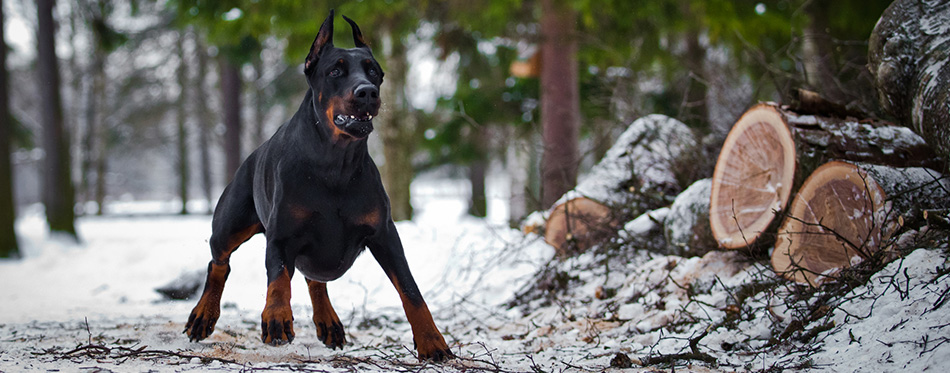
[46,343,239,366]
[640,351,717,366]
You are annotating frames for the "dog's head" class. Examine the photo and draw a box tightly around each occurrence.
[305,10,384,140]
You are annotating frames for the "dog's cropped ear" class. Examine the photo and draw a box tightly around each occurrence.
[305,10,335,74]
[341,15,368,49]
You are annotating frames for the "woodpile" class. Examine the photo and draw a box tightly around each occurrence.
[710,102,948,285]
[532,2,950,287]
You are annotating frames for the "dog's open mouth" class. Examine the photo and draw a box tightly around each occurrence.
[334,113,374,124]
[333,112,375,138]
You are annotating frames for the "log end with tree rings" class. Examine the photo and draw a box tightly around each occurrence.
[545,197,617,257]
[710,104,797,249]
[772,161,889,286]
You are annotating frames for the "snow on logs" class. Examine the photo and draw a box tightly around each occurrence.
[709,103,942,251]
[773,161,949,286]
[869,0,950,161]
[541,114,696,257]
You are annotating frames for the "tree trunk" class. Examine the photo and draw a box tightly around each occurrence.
[250,54,265,147]
[176,31,190,215]
[506,132,529,225]
[539,0,580,209]
[709,103,941,250]
[802,1,846,104]
[772,161,949,286]
[36,0,77,239]
[0,0,19,257]
[196,36,214,214]
[468,126,489,218]
[468,160,487,218]
[94,135,106,216]
[82,29,106,215]
[219,57,242,183]
[869,0,950,163]
[681,0,708,128]
[378,31,415,221]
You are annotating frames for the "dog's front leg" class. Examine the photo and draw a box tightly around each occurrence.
[261,246,295,345]
[368,222,454,362]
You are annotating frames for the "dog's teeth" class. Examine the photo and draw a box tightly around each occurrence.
[368,115,373,120]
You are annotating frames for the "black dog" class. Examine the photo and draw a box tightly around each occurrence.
[183,11,453,362]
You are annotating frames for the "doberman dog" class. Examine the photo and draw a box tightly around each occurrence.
[183,11,454,362]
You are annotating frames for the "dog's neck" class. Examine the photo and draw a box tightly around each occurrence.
[288,89,371,184]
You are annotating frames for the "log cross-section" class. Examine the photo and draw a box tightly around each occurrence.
[772,161,948,286]
[772,161,886,286]
[710,104,797,249]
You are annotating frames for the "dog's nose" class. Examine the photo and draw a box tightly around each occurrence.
[354,84,378,101]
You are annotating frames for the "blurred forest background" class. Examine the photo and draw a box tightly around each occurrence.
[0,0,892,257]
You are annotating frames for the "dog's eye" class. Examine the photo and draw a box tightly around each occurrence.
[367,68,378,78]
[329,68,342,78]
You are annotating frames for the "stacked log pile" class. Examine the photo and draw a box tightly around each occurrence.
[709,102,948,285]
[536,0,950,286]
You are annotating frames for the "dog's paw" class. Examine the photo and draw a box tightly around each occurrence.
[414,333,454,362]
[184,301,219,342]
[261,305,295,346]
[315,318,346,349]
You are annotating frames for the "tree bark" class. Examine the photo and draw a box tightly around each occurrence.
[0,0,19,257]
[709,103,941,250]
[773,161,949,286]
[539,0,580,209]
[36,0,77,239]
[176,31,190,215]
[869,0,950,163]
[219,57,242,183]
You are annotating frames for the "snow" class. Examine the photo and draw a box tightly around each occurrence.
[3,173,950,371]
[811,249,950,371]
[664,178,712,255]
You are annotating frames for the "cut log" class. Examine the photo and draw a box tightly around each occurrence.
[544,197,618,257]
[710,103,941,250]
[664,178,716,257]
[869,0,950,163]
[772,161,949,286]
[542,114,696,257]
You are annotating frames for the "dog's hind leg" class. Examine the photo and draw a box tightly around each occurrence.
[306,279,346,349]
[185,165,263,342]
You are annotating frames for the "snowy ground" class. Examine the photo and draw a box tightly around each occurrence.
[2,174,950,372]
